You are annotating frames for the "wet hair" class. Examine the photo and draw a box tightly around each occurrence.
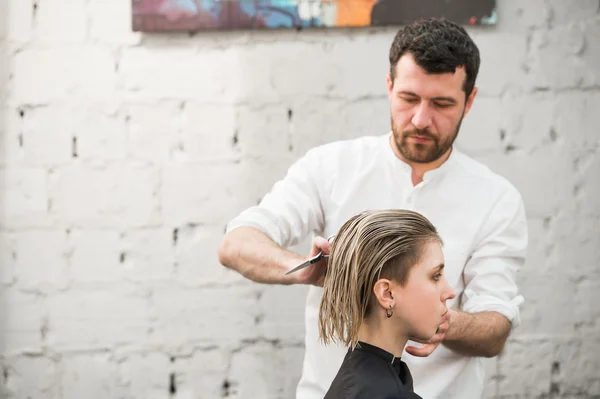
[318,209,442,348]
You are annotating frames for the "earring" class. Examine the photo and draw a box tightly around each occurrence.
[386,304,393,318]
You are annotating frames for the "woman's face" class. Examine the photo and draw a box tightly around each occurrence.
[393,241,456,340]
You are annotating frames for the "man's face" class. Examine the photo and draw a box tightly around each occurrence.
[386,53,477,164]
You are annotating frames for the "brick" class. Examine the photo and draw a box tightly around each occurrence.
[179,102,238,162]
[476,143,575,218]
[472,31,528,96]
[481,357,498,399]
[46,288,151,350]
[3,356,59,398]
[61,355,122,399]
[496,93,556,152]
[0,288,44,353]
[327,36,391,99]
[20,105,74,167]
[117,352,170,399]
[526,24,597,90]
[228,343,304,399]
[340,97,390,136]
[290,97,387,155]
[174,224,245,285]
[226,45,280,104]
[74,106,128,162]
[497,337,556,397]
[499,337,597,398]
[0,44,7,95]
[269,42,340,99]
[69,229,122,282]
[519,218,546,286]
[572,277,600,335]
[546,0,600,26]
[553,92,600,151]
[581,17,600,84]
[578,337,600,395]
[257,285,308,343]
[0,107,26,166]
[122,228,174,281]
[14,230,68,289]
[236,104,291,156]
[118,47,235,102]
[0,167,50,228]
[517,274,581,336]
[456,97,502,154]
[125,350,230,399]
[547,200,600,278]
[125,102,179,163]
[0,233,16,285]
[162,158,292,226]
[32,0,87,44]
[183,349,229,397]
[88,0,141,45]
[497,0,551,31]
[5,0,33,42]
[578,152,600,218]
[11,47,116,104]
[150,285,262,349]
[49,163,161,228]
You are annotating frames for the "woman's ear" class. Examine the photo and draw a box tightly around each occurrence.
[373,279,396,310]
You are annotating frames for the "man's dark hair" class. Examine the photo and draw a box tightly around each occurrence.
[389,18,480,97]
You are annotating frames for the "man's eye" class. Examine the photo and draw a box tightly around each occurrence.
[402,97,418,103]
[434,102,452,108]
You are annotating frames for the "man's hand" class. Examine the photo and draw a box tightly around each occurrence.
[294,236,332,287]
[405,309,455,357]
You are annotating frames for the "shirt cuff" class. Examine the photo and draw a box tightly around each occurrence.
[461,289,524,329]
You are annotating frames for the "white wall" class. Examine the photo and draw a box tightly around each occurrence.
[0,0,599,398]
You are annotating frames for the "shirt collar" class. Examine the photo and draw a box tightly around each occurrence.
[355,341,402,366]
[355,341,414,391]
[383,131,459,183]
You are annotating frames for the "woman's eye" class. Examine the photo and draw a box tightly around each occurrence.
[433,273,442,281]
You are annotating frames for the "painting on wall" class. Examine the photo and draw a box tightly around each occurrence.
[132,0,496,32]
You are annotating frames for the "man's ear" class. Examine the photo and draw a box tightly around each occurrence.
[386,73,394,98]
[463,86,478,117]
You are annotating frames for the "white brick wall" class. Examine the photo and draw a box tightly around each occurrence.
[1,0,599,398]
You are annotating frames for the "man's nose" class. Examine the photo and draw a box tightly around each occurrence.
[411,102,433,130]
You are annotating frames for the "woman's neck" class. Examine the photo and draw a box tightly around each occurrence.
[357,316,409,358]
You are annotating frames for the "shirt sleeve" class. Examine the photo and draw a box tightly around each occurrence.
[226,147,326,248]
[460,185,528,329]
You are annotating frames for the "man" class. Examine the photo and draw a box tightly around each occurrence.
[218,18,527,399]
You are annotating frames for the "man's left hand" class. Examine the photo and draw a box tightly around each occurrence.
[405,309,455,357]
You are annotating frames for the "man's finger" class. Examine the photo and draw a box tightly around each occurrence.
[436,323,449,335]
[405,344,436,357]
[310,236,332,256]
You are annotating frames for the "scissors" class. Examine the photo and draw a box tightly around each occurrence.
[285,235,336,275]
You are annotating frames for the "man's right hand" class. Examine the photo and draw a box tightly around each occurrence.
[294,236,332,287]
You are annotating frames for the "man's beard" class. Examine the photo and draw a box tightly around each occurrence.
[391,117,462,164]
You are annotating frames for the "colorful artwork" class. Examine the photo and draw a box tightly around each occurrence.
[132,0,496,32]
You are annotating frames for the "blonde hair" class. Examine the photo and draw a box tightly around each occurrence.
[318,209,441,349]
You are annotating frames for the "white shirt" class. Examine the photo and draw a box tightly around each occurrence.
[227,133,527,399]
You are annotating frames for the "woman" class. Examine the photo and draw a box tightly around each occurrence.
[319,209,456,398]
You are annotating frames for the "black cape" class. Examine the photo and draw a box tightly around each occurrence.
[324,341,422,399]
